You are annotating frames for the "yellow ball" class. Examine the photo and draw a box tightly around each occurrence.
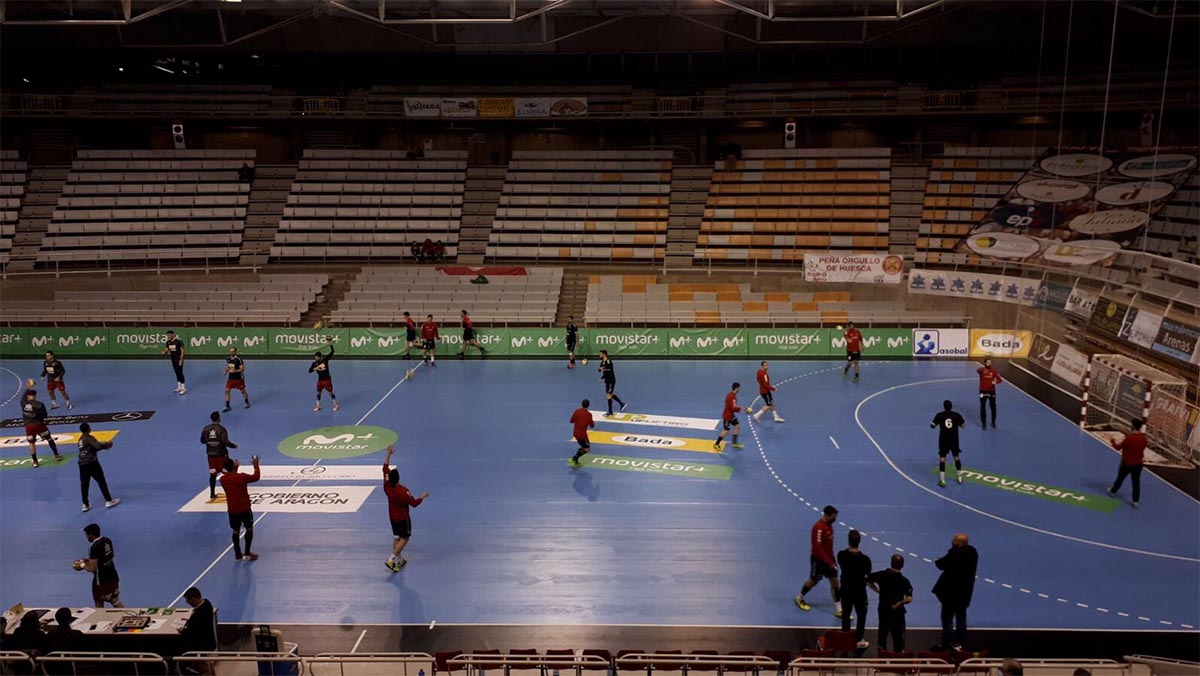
[836,325,844,331]
[26,378,36,389]
[581,358,589,365]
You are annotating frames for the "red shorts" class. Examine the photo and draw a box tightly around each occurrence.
[25,423,48,440]
[316,380,334,393]
[208,456,228,473]
[225,379,245,391]
[46,381,65,393]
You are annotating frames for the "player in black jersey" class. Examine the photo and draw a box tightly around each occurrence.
[223,347,250,412]
[41,350,72,410]
[597,350,627,417]
[931,400,966,487]
[457,310,486,358]
[309,339,339,412]
[163,330,187,395]
[565,317,579,369]
[22,389,62,467]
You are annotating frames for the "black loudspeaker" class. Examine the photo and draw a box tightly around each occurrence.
[784,118,797,149]
[172,122,186,149]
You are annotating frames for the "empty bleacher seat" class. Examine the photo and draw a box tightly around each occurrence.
[487,151,671,263]
[694,148,891,264]
[0,152,26,267]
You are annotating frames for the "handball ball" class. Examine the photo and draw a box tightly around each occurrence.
[836,325,844,331]
[72,560,84,571]
[26,378,35,388]
[581,358,589,365]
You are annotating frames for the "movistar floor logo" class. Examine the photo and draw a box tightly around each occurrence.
[932,467,1120,512]
[574,454,732,480]
[279,425,397,460]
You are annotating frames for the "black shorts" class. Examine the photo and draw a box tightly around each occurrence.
[422,339,436,350]
[938,440,962,457]
[723,416,739,430]
[463,329,476,342]
[979,391,996,401]
[406,330,418,342]
[391,519,412,539]
[846,351,861,362]
[228,511,254,530]
[604,380,616,394]
[809,557,838,582]
[566,338,577,351]
[761,391,774,406]
[575,436,590,449]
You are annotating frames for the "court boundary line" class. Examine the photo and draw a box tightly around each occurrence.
[167,361,423,606]
[222,620,1200,633]
[0,367,24,407]
[854,377,1200,563]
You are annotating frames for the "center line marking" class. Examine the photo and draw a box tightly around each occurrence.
[828,436,840,449]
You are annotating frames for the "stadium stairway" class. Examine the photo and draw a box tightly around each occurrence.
[299,270,352,325]
[240,164,297,267]
[555,270,589,325]
[888,161,928,256]
[458,166,506,264]
[665,165,713,268]
[7,164,68,272]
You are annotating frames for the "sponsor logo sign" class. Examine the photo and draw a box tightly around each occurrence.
[1050,344,1088,387]
[574,454,732,480]
[256,465,391,482]
[269,329,348,356]
[0,453,77,471]
[277,425,398,460]
[1034,281,1072,311]
[746,329,829,357]
[1039,152,1113,177]
[1152,318,1200,362]
[0,328,30,357]
[803,253,904,284]
[1030,334,1060,370]
[588,411,719,431]
[505,329,565,356]
[28,329,109,356]
[1064,283,1100,319]
[402,97,445,117]
[1088,299,1129,338]
[588,329,665,356]
[907,269,1038,307]
[969,330,1032,358]
[668,329,748,357]
[831,329,911,357]
[930,467,1119,512]
[1094,180,1175,206]
[0,430,117,447]
[1067,210,1149,235]
[513,97,589,117]
[963,232,1041,259]
[178,486,375,513]
[477,98,515,118]
[1015,178,1091,202]
[1117,154,1197,179]
[1039,239,1121,265]
[1,411,153,428]
[1119,308,1164,349]
[585,430,722,455]
[911,329,969,358]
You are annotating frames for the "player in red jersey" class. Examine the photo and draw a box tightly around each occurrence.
[223,347,250,412]
[794,505,843,616]
[457,310,487,358]
[383,444,428,571]
[568,399,595,467]
[22,389,62,467]
[309,339,339,412]
[976,358,1002,429]
[1108,418,1148,508]
[715,383,744,450]
[219,454,261,561]
[403,312,418,360]
[842,322,863,382]
[753,361,785,423]
[420,314,440,366]
[41,351,72,410]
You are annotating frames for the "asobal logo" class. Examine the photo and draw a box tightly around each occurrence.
[278,425,398,460]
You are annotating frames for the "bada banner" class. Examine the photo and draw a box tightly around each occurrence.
[969,329,1033,358]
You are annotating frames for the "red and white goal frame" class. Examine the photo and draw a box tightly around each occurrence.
[1081,354,1196,468]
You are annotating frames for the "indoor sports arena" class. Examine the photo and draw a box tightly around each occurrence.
[0,1,1198,674]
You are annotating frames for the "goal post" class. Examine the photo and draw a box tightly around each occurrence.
[1082,354,1196,467]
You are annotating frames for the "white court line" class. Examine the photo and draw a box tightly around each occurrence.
[167,362,422,607]
[350,629,367,653]
[828,436,840,450]
[854,377,1200,563]
[0,367,25,406]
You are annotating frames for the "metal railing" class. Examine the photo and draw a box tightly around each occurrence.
[174,650,302,675]
[616,653,782,675]
[308,652,435,676]
[0,650,35,673]
[957,658,1133,675]
[787,656,954,675]
[447,653,612,676]
[35,651,169,675]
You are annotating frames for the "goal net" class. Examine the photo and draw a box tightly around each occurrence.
[1082,354,1196,467]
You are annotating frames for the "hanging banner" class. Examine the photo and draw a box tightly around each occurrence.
[1088,298,1130,339]
[402,97,443,117]
[1050,343,1089,387]
[1029,334,1060,370]
[440,98,478,118]
[907,269,1039,306]
[804,253,904,284]
[1152,318,1200,362]
[1033,281,1073,311]
[477,98,515,118]
[1064,282,1101,319]
[1118,308,1164,349]
[513,97,588,118]
[969,329,1033,358]
[956,146,1198,266]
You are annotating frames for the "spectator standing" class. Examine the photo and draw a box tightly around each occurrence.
[411,241,423,262]
[1108,418,1147,508]
[932,532,978,650]
[836,529,872,648]
[867,554,913,653]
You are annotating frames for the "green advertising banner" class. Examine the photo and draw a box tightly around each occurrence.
[435,327,509,356]
[0,328,30,358]
[585,328,670,356]
[26,328,111,357]
[188,328,273,356]
[746,329,831,357]
[829,328,912,357]
[667,329,749,357]
[506,328,569,356]
[269,328,350,356]
[108,328,171,357]
[348,328,410,356]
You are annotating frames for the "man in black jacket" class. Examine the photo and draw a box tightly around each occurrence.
[78,423,119,512]
[178,587,217,674]
[201,412,238,501]
[932,532,978,650]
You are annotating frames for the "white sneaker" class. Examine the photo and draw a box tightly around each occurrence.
[66,403,73,410]
[956,474,963,484]
[81,504,91,512]
[178,386,187,395]
[314,403,321,412]
[856,641,870,649]
[104,498,120,508]
[774,416,785,423]
[332,402,340,412]
[753,414,762,422]
[174,384,181,393]
[51,402,59,410]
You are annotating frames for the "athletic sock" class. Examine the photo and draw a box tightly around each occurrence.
[833,587,841,603]
[209,474,218,497]
[939,470,946,483]
[955,459,962,471]
[608,401,614,414]
[46,437,59,455]
[613,395,625,406]
[244,532,253,555]
[232,533,243,559]
[732,434,739,444]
